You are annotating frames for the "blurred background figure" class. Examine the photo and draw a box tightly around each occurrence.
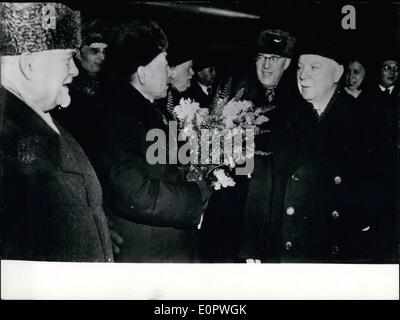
[364,49,399,263]
[51,18,110,164]
[155,40,194,120]
[183,51,218,109]
[344,58,367,99]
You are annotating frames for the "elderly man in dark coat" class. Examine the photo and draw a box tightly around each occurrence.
[98,21,208,262]
[0,3,114,262]
[249,36,377,263]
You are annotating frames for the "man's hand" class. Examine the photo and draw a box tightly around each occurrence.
[108,217,124,255]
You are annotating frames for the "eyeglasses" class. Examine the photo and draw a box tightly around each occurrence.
[256,54,283,64]
[382,65,399,73]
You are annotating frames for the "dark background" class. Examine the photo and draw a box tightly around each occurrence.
[61,0,400,90]
[62,0,400,82]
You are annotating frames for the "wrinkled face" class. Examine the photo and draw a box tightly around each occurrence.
[29,49,79,111]
[197,66,216,87]
[297,54,342,104]
[80,42,108,75]
[379,60,399,88]
[170,60,194,92]
[255,53,290,88]
[144,51,170,99]
[346,61,366,90]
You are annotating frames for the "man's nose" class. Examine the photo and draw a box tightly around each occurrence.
[70,59,79,77]
[98,51,106,61]
[189,67,194,77]
[298,68,307,80]
[262,59,272,68]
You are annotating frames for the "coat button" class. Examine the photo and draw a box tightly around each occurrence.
[286,207,295,216]
[284,241,293,250]
[331,210,339,219]
[291,174,300,181]
[334,176,342,185]
[331,245,339,255]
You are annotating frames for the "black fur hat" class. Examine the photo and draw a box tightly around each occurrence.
[0,2,81,55]
[298,34,344,65]
[167,39,194,67]
[108,20,168,80]
[256,29,296,58]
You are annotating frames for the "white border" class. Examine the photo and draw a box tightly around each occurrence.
[1,260,399,300]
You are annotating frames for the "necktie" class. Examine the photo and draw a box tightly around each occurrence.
[384,88,391,96]
[265,88,275,103]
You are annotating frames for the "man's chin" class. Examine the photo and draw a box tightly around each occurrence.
[57,91,72,109]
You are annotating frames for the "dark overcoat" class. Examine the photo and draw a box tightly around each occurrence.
[1,89,114,262]
[240,89,380,263]
[98,83,204,262]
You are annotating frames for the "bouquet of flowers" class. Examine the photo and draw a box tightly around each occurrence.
[173,92,269,190]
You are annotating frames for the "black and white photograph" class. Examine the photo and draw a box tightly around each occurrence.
[0,1,399,302]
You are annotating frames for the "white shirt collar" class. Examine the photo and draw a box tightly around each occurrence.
[198,82,210,95]
[379,85,394,94]
[35,108,61,135]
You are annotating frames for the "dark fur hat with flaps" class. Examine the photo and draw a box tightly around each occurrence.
[0,2,81,56]
[108,20,168,80]
[256,29,296,58]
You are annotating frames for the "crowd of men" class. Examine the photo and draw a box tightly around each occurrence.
[1,3,398,264]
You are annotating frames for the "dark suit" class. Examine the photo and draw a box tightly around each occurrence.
[183,81,214,109]
[1,89,114,262]
[51,64,108,167]
[98,83,204,262]
[359,84,399,263]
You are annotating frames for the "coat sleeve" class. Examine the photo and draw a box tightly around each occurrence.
[104,113,203,229]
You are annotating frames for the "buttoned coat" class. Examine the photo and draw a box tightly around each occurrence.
[240,89,377,263]
[98,84,203,262]
[1,89,114,262]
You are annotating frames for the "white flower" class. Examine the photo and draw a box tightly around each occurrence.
[212,169,236,190]
[254,114,269,125]
[173,98,200,123]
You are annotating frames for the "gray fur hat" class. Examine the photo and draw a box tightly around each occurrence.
[0,2,81,55]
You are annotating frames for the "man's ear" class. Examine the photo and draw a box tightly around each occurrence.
[334,63,344,83]
[136,66,146,85]
[75,48,82,61]
[283,58,291,70]
[19,52,34,80]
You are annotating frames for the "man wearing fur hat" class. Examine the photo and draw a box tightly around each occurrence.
[0,3,113,261]
[51,18,109,164]
[199,29,315,262]
[98,21,208,262]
